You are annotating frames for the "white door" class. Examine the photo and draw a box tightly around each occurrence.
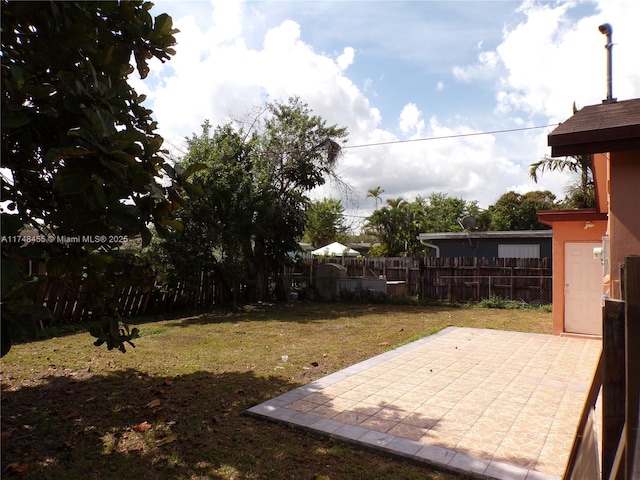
[564,242,603,335]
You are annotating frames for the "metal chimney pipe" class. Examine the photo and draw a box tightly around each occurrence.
[598,23,616,104]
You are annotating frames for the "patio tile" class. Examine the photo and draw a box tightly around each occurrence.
[485,459,530,480]
[247,327,600,480]
[414,443,457,465]
[388,422,430,441]
[386,436,423,456]
[447,451,490,476]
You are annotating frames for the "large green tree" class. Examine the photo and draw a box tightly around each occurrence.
[157,97,348,304]
[365,197,409,256]
[303,198,348,248]
[420,192,484,233]
[487,190,557,231]
[153,122,250,308]
[248,97,348,300]
[365,193,482,256]
[1,1,182,354]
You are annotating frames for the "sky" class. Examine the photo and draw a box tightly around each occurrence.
[134,0,640,231]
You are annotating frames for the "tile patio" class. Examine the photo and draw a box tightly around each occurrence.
[247,327,602,479]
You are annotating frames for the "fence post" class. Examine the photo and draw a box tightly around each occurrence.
[625,256,640,478]
[602,299,626,480]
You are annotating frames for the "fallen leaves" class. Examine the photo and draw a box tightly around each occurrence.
[4,462,29,474]
[63,410,81,420]
[133,421,152,432]
[147,398,162,408]
[155,434,178,446]
[378,341,390,346]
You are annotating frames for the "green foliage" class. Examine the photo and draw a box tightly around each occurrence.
[365,193,480,256]
[304,197,348,247]
[155,97,349,305]
[363,188,561,257]
[477,295,548,310]
[1,1,182,355]
[89,318,139,353]
[421,193,467,233]
[487,190,557,230]
[529,104,595,209]
[366,186,385,209]
[529,154,595,208]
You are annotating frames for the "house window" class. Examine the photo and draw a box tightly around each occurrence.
[498,244,540,259]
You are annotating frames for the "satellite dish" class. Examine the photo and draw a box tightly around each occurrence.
[459,215,477,231]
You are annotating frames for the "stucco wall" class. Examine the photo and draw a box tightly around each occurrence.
[608,150,640,299]
[593,153,609,214]
[548,220,607,335]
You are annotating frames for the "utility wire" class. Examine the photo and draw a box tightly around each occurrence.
[342,123,559,149]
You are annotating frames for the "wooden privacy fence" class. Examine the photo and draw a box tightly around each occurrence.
[563,255,640,480]
[421,257,552,304]
[37,256,553,323]
[289,256,552,304]
[37,271,217,324]
[299,257,420,282]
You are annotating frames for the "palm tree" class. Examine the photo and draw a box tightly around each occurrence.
[366,186,385,209]
[529,153,595,208]
[529,103,595,209]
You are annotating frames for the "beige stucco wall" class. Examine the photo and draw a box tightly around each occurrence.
[608,150,640,299]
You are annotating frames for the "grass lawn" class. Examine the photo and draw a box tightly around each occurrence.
[1,302,552,479]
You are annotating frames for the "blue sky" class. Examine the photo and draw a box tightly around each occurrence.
[137,0,639,230]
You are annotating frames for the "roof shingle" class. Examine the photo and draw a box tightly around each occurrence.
[548,98,640,156]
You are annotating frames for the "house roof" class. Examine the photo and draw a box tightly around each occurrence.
[417,230,552,241]
[537,209,608,226]
[547,98,640,156]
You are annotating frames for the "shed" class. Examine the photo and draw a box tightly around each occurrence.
[417,230,552,260]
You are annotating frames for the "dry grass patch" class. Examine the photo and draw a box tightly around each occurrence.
[1,302,550,479]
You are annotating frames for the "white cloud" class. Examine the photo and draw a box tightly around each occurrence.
[210,0,244,44]
[453,51,500,83]
[456,0,640,120]
[135,0,639,223]
[398,103,424,136]
[336,47,355,71]
[137,11,379,155]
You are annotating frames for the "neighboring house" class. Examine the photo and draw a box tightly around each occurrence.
[416,230,552,260]
[539,97,640,336]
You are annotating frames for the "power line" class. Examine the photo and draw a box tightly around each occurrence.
[342,123,559,150]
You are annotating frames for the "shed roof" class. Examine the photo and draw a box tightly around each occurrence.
[547,98,640,156]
